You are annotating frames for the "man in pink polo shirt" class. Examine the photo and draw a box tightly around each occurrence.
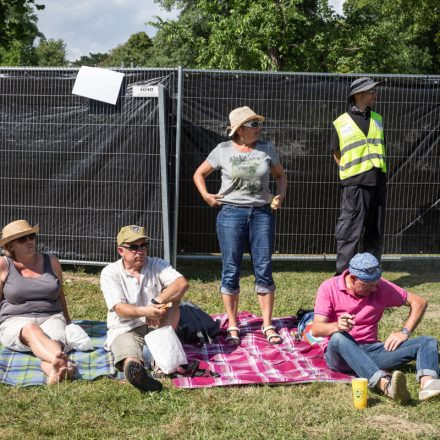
[312,253,440,403]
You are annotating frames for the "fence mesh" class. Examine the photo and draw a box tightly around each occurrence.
[0,68,176,263]
[0,68,439,264]
[178,71,440,257]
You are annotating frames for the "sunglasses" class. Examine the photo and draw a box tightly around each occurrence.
[15,234,36,243]
[120,243,148,252]
[366,88,377,94]
[242,121,263,128]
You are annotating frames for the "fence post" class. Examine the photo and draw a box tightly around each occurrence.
[172,66,184,267]
[158,84,171,262]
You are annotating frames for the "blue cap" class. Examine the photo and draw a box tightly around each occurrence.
[348,253,382,282]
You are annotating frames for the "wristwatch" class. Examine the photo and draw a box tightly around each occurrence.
[401,327,411,336]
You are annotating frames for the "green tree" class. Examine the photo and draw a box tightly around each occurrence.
[35,38,67,66]
[329,0,440,73]
[0,0,44,47]
[0,0,42,65]
[150,0,338,71]
[71,52,109,67]
[101,32,153,67]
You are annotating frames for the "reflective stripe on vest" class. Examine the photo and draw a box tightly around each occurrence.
[333,111,386,180]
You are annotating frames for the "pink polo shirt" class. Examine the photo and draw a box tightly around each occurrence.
[314,270,407,351]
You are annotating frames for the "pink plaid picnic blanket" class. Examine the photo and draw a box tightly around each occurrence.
[172,311,352,388]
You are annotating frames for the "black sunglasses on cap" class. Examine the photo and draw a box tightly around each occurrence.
[120,242,148,251]
[15,234,36,243]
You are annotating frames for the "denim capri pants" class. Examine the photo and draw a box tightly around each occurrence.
[216,204,275,295]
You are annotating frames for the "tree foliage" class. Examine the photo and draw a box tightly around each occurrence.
[35,38,67,66]
[0,0,42,65]
[0,0,44,47]
[328,0,440,73]
[147,0,440,73]
[71,52,109,67]
[150,0,337,71]
[101,32,153,67]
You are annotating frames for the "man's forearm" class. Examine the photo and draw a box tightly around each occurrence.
[113,303,148,319]
[156,277,189,304]
[311,321,339,337]
[403,296,427,333]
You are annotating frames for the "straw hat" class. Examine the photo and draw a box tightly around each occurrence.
[228,106,265,137]
[0,220,39,247]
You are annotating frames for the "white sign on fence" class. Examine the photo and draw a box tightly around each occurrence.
[72,66,124,105]
[132,85,159,97]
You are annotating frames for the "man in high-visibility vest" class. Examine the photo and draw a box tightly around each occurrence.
[332,77,386,274]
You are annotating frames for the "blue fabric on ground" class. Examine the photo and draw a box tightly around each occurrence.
[0,320,123,387]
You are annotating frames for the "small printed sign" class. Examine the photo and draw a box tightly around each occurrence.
[132,85,159,97]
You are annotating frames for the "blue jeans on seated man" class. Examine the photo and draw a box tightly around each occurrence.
[216,204,275,295]
[325,331,439,389]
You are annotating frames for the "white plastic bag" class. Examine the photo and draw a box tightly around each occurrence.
[64,323,93,352]
[144,326,187,374]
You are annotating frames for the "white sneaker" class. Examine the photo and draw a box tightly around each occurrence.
[419,378,440,401]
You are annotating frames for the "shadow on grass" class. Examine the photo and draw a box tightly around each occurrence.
[62,258,440,289]
[383,260,440,288]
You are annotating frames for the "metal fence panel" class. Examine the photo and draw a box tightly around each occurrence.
[177,71,440,257]
[1,68,438,264]
[0,67,176,264]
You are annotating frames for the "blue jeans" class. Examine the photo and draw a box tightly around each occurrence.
[325,332,439,389]
[216,204,275,295]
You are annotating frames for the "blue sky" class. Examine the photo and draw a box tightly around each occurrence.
[36,0,345,61]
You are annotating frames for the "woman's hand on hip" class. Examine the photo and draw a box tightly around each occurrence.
[203,193,223,207]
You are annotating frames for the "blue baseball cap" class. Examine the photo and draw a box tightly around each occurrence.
[348,253,382,282]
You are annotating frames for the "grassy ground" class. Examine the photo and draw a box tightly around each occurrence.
[1,260,439,440]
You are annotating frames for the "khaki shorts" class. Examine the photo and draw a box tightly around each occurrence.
[0,313,67,352]
[110,325,150,371]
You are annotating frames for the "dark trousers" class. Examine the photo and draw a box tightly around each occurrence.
[335,184,386,273]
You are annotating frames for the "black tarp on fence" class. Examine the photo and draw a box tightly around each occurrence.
[0,68,439,263]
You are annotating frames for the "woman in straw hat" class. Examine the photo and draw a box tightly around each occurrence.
[193,106,287,345]
[0,219,75,383]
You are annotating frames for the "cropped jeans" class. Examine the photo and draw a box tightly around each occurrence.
[325,332,439,389]
[216,204,275,295]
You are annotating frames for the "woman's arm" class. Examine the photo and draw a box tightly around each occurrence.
[50,255,71,324]
[270,162,287,209]
[193,160,223,207]
[0,256,7,302]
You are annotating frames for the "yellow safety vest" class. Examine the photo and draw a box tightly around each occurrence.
[333,111,386,181]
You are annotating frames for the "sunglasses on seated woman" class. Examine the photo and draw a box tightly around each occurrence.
[15,234,36,243]
[242,121,263,128]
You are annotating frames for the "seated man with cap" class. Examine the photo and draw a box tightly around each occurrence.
[100,225,189,392]
[311,252,440,403]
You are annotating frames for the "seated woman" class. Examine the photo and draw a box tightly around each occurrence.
[0,220,75,384]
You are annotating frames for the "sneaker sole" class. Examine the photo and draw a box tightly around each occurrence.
[419,389,440,401]
[391,371,410,403]
[124,361,162,392]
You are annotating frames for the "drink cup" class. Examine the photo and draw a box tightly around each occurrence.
[352,378,368,409]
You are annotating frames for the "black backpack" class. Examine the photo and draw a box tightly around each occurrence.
[176,301,221,346]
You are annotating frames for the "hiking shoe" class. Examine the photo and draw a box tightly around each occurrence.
[384,371,410,403]
[419,378,440,401]
[123,360,162,392]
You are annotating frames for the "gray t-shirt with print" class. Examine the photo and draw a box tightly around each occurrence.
[206,139,279,207]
